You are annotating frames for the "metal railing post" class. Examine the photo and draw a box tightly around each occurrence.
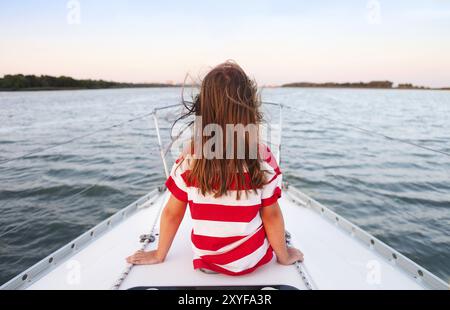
[153,111,170,178]
[278,104,283,165]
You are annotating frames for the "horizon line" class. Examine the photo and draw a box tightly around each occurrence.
[1,73,449,90]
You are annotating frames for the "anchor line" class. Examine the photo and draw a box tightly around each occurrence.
[111,189,166,290]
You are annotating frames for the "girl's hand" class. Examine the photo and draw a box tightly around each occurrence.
[126,250,164,265]
[277,246,304,265]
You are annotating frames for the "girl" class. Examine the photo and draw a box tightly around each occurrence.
[126,61,303,275]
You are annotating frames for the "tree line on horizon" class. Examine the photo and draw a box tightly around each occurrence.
[0,74,177,91]
[281,81,449,90]
[1,74,448,91]
[283,81,394,88]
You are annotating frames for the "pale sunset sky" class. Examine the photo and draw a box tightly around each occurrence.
[1,0,450,87]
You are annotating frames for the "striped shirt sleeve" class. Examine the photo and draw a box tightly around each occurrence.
[260,145,282,207]
[165,157,188,202]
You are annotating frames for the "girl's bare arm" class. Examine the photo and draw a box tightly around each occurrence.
[126,194,187,265]
[260,202,304,265]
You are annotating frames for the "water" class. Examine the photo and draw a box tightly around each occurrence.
[0,88,449,285]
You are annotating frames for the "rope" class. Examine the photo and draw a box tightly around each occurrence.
[3,100,448,164]
[0,168,130,239]
[0,109,162,239]
[0,143,161,239]
[0,111,155,166]
[261,102,450,159]
[111,188,166,290]
[285,230,317,290]
[0,145,160,206]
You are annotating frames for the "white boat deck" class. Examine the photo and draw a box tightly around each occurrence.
[2,186,447,290]
[2,189,448,290]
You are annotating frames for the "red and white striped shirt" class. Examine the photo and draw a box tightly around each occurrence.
[165,145,282,276]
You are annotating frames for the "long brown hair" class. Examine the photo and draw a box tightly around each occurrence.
[176,61,266,199]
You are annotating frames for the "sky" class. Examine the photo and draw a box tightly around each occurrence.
[1,0,450,87]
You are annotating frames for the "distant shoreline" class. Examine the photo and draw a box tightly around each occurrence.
[281,81,450,91]
[1,74,448,91]
[0,74,183,92]
[0,86,179,92]
[280,86,450,91]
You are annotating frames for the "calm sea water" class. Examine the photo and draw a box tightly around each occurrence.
[0,88,449,285]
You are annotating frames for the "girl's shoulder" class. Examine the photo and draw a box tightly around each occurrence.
[258,143,280,173]
[173,143,194,172]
